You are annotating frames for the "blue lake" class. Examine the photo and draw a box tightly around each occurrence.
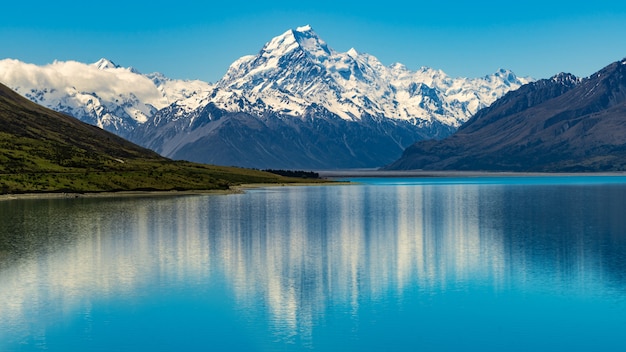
[1,176,626,351]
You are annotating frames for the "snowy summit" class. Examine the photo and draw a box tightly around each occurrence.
[296,24,312,32]
[216,25,531,126]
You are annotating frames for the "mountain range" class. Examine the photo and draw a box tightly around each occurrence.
[386,58,626,171]
[0,58,213,139]
[0,25,530,169]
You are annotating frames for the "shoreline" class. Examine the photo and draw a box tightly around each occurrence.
[3,171,626,201]
[0,188,239,202]
[0,181,345,202]
[317,169,626,178]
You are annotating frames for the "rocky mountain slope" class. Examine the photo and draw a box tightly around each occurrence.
[386,58,626,171]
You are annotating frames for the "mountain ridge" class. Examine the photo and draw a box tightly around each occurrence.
[215,25,530,126]
[386,58,626,171]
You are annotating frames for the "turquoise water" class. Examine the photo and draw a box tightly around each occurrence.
[1,176,626,351]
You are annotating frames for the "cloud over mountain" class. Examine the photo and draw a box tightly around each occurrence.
[0,59,167,110]
[0,58,212,136]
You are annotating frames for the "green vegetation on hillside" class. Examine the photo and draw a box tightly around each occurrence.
[0,83,326,194]
[0,157,312,194]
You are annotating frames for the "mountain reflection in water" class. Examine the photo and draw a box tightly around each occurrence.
[1,179,626,350]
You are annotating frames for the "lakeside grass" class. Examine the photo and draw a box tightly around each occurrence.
[0,159,328,194]
[0,84,329,195]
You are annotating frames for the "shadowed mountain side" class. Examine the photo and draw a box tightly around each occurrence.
[0,83,317,194]
[131,103,454,169]
[386,59,626,172]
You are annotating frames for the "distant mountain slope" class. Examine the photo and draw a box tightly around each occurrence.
[0,82,308,194]
[386,58,626,171]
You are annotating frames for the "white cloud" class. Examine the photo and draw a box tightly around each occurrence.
[0,58,169,109]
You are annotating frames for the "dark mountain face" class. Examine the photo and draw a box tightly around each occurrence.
[131,103,454,169]
[386,58,626,172]
[458,73,581,134]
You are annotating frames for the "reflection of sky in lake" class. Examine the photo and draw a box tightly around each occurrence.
[1,180,626,350]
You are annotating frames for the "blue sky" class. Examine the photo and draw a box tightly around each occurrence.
[1,1,626,82]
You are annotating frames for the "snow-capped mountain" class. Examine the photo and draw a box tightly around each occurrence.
[0,58,212,138]
[384,58,626,171]
[0,25,532,168]
[131,25,531,168]
[210,25,530,127]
